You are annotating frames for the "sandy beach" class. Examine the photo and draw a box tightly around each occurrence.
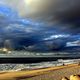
[0,64,80,80]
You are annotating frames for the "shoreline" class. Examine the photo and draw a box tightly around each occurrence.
[0,63,79,80]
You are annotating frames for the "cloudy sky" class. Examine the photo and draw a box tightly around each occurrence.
[0,0,80,52]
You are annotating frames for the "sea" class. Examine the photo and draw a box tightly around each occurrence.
[0,51,80,71]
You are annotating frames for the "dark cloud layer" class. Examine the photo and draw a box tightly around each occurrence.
[0,0,79,52]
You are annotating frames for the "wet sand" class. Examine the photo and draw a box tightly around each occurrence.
[0,64,80,80]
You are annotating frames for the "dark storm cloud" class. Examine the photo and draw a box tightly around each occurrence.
[1,1,80,22]
[0,0,79,52]
[6,0,80,33]
[24,0,80,33]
